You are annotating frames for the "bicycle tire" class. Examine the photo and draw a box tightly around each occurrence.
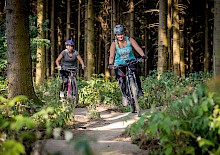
[129,77,141,116]
[71,77,79,105]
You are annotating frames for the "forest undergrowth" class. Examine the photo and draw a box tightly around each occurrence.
[0,70,216,155]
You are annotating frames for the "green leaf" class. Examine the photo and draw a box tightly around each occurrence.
[198,138,215,147]
[1,140,25,155]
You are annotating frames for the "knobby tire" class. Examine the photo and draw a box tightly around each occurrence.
[129,77,140,115]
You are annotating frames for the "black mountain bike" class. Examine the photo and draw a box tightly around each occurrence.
[60,67,79,106]
[110,58,143,116]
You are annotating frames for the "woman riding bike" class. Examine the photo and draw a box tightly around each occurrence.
[109,24,147,106]
[56,40,85,97]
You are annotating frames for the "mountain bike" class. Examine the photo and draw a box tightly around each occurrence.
[109,58,143,116]
[60,67,79,107]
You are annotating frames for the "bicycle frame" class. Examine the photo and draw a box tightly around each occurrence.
[61,67,79,104]
[113,58,142,114]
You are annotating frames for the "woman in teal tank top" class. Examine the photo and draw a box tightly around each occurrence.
[109,24,147,106]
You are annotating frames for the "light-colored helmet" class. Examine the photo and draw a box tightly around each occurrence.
[114,24,126,35]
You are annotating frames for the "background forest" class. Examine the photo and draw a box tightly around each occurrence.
[1,0,220,155]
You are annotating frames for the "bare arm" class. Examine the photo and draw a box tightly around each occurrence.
[130,37,145,56]
[109,41,116,64]
[55,53,63,70]
[77,55,86,69]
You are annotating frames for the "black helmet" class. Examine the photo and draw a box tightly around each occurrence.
[114,24,126,35]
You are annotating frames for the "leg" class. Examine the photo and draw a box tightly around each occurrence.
[60,70,69,91]
[115,67,126,97]
[60,70,69,97]
[115,67,128,106]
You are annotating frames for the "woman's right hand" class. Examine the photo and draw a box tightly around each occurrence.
[57,66,62,70]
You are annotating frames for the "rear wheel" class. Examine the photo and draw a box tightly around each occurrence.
[129,77,141,116]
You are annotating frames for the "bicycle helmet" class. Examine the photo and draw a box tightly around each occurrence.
[65,40,74,46]
[114,24,126,35]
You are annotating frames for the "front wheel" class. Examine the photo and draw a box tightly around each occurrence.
[129,77,141,116]
[71,78,79,105]
[67,78,78,107]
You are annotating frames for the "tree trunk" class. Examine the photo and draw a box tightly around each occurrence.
[51,0,55,76]
[173,0,180,76]
[213,0,220,76]
[204,0,210,73]
[45,0,50,78]
[97,31,102,74]
[86,0,95,79]
[6,0,38,100]
[167,0,172,70]
[157,0,167,77]
[36,0,45,85]
[66,0,71,40]
[129,0,134,38]
[111,0,116,41]
[84,0,88,76]
[179,0,185,77]
[77,0,81,76]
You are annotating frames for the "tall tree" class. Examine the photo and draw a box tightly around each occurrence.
[129,0,134,38]
[204,0,210,73]
[167,0,172,70]
[86,0,95,79]
[84,0,88,75]
[157,0,167,76]
[36,0,46,85]
[173,0,180,76]
[213,0,220,76]
[6,0,38,99]
[45,0,50,78]
[179,0,185,77]
[66,0,71,40]
[50,0,55,76]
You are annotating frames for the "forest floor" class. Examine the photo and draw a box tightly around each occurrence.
[42,106,148,155]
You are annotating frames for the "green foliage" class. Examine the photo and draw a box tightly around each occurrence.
[0,140,25,155]
[127,76,220,155]
[139,70,212,109]
[0,96,55,154]
[78,74,121,107]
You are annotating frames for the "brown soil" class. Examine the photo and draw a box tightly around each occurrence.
[42,106,148,155]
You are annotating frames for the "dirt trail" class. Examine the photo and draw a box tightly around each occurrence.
[42,107,147,155]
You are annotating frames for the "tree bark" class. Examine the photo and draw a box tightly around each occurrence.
[179,0,185,77]
[86,0,95,79]
[36,0,45,85]
[6,0,38,100]
[50,0,55,76]
[45,0,50,78]
[213,0,220,76]
[157,0,167,77]
[167,0,172,70]
[204,0,210,73]
[84,0,88,76]
[173,0,180,76]
[66,0,71,40]
[129,0,134,38]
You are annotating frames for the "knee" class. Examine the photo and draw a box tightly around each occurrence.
[63,78,68,84]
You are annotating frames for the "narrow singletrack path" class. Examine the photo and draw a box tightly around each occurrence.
[43,106,148,155]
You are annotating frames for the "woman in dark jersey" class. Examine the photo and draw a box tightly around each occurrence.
[56,40,85,97]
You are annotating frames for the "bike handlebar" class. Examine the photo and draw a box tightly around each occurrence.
[109,58,143,69]
[60,67,81,72]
